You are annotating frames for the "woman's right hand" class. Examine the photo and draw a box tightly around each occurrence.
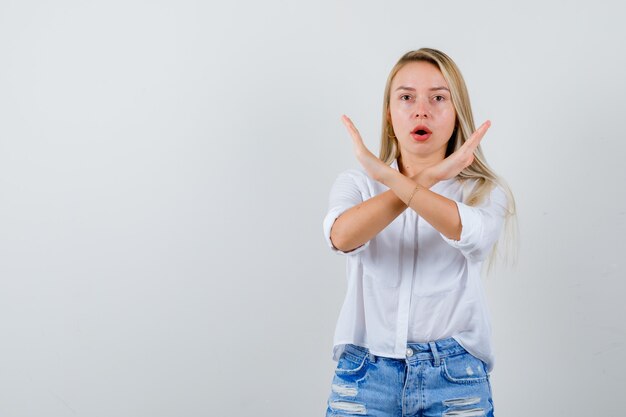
[419,120,491,185]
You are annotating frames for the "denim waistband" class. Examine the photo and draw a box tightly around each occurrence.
[344,337,467,365]
[406,337,467,364]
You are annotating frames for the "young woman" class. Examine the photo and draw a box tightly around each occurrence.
[322,48,516,417]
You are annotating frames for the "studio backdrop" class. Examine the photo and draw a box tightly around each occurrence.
[0,1,624,416]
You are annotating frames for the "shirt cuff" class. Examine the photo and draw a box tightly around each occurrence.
[439,200,483,255]
[323,206,370,255]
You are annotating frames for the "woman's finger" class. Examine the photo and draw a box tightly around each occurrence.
[341,115,359,138]
[464,120,491,149]
[341,115,366,148]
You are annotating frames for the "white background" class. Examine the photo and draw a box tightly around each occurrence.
[0,1,624,416]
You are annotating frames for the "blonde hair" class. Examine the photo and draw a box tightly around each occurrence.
[380,48,518,268]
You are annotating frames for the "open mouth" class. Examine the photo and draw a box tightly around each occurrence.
[412,125,432,135]
[411,125,432,141]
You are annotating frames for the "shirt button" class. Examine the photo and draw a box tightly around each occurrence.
[406,348,413,357]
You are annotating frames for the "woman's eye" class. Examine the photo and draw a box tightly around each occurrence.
[434,95,446,102]
[400,95,411,101]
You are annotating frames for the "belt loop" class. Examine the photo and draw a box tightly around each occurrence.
[428,341,440,367]
[368,352,377,363]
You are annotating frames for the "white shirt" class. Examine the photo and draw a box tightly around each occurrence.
[323,159,507,372]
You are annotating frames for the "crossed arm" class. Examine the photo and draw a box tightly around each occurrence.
[329,116,491,253]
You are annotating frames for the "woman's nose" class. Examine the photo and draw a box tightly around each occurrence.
[414,99,430,118]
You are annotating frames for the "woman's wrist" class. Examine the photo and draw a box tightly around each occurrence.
[377,164,401,187]
[411,170,438,189]
[380,165,438,190]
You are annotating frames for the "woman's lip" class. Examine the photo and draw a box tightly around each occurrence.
[411,132,431,141]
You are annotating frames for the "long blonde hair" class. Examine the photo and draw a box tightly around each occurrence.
[380,48,517,267]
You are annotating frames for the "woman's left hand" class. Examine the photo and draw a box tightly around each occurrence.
[420,120,491,184]
[341,115,392,183]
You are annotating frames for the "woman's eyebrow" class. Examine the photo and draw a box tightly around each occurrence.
[394,86,450,92]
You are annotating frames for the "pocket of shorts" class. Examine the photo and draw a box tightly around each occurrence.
[334,347,369,381]
[441,352,489,385]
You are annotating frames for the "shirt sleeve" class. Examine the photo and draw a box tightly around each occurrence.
[439,184,508,261]
[322,169,370,255]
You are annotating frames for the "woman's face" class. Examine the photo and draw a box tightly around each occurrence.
[388,61,456,161]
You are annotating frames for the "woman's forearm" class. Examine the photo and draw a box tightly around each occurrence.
[380,170,462,241]
[330,172,437,252]
[329,189,406,252]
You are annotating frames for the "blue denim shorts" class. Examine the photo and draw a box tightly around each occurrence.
[325,338,494,416]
